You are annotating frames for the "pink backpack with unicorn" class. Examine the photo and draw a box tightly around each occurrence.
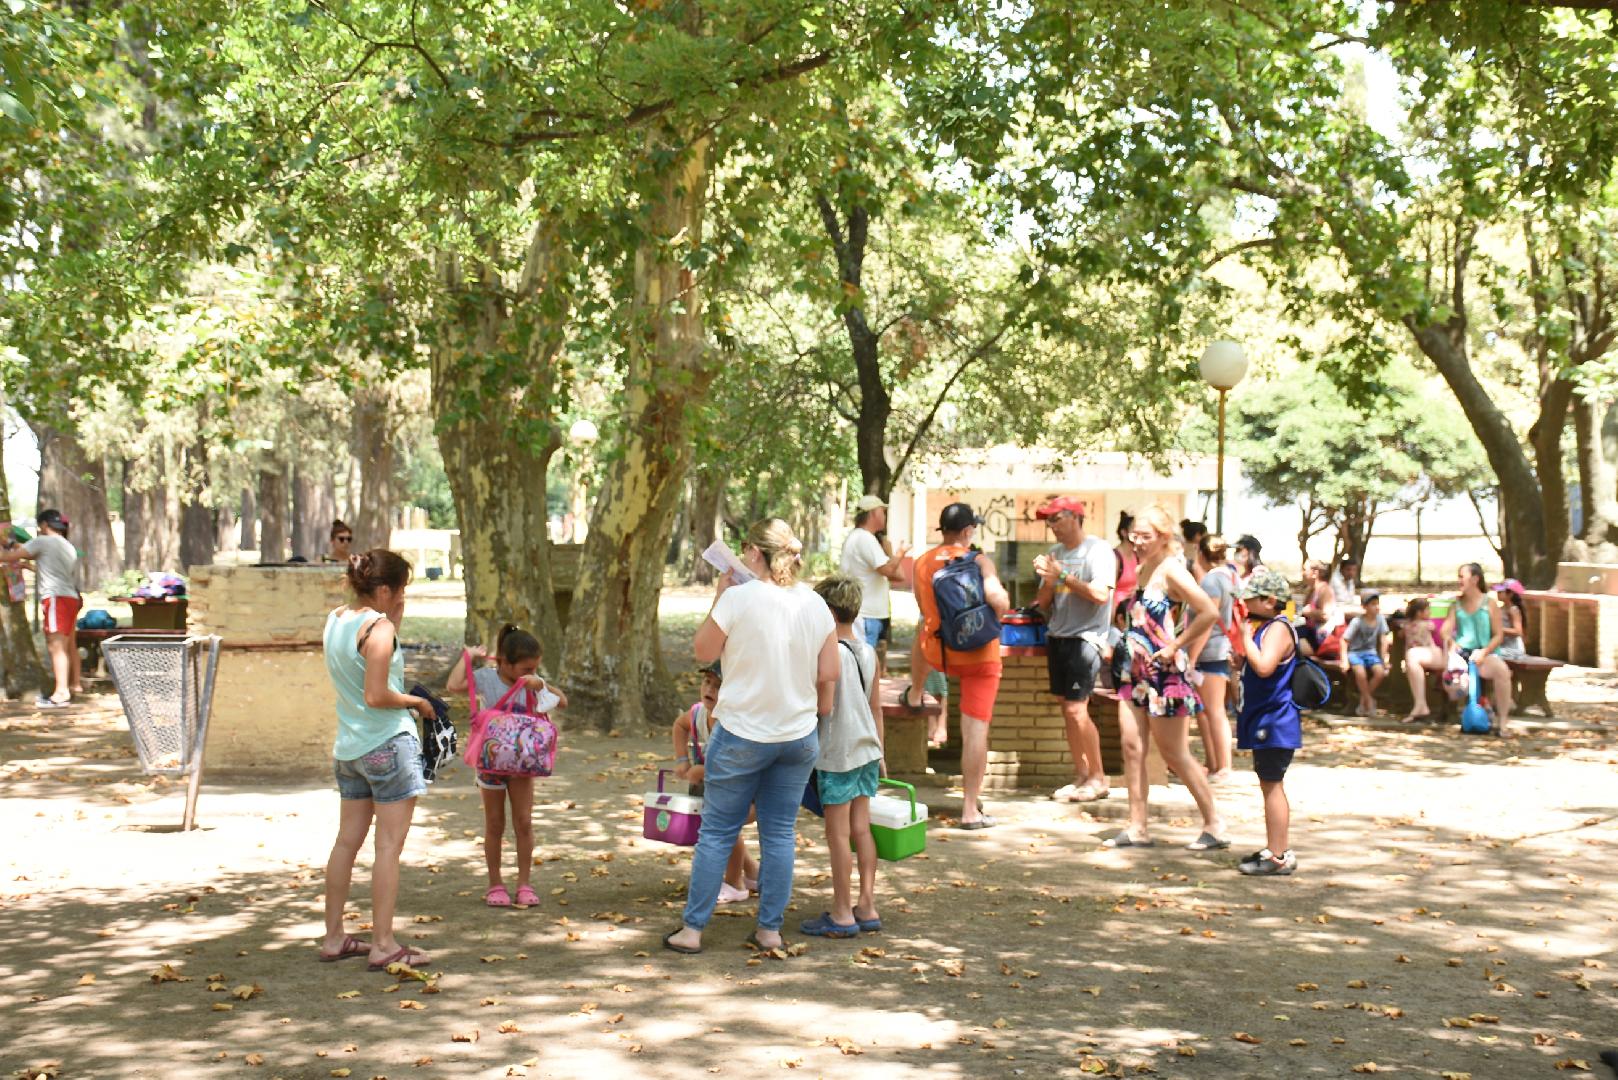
[460,653,559,777]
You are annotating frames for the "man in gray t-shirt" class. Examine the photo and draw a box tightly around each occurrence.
[1032,497,1116,802]
[0,509,81,707]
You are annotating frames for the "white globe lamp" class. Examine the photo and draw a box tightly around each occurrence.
[1199,340,1248,533]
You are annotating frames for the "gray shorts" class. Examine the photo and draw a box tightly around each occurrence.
[334,732,428,804]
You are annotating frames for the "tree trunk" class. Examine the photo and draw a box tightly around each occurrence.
[352,389,401,552]
[122,477,148,572]
[685,467,724,584]
[1529,377,1574,564]
[291,463,338,560]
[215,501,239,556]
[1573,394,1618,555]
[34,424,119,589]
[179,437,215,572]
[563,132,713,731]
[0,400,44,699]
[257,463,289,564]
[1408,320,1556,586]
[431,221,569,665]
[239,487,257,552]
[816,192,893,499]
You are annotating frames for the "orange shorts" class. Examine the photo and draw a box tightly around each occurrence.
[42,596,81,635]
[947,661,1003,722]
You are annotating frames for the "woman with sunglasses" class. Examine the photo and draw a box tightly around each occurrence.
[1105,505,1229,851]
[325,520,355,564]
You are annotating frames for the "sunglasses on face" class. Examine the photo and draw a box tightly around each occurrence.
[1126,530,1156,543]
[335,535,353,543]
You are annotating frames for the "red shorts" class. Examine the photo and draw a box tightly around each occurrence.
[42,596,81,635]
[948,661,1003,722]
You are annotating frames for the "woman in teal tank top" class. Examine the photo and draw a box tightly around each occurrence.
[319,549,435,970]
[1441,562,1514,733]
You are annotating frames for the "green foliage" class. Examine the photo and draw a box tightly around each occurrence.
[1229,364,1491,551]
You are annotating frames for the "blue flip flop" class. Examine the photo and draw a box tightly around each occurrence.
[799,912,859,938]
[855,915,882,933]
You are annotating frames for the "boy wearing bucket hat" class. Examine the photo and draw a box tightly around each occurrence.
[1234,569,1301,876]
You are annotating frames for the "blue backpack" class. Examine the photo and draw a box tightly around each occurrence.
[932,552,1001,658]
[1460,661,1492,734]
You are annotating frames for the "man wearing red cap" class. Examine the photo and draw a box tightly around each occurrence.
[1032,497,1115,802]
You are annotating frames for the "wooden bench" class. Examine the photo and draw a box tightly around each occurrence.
[76,628,187,676]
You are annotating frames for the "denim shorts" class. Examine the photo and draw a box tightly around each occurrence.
[334,731,428,804]
[1347,650,1384,669]
[1195,657,1231,679]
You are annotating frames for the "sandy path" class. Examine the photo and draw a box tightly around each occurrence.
[1,686,1615,1079]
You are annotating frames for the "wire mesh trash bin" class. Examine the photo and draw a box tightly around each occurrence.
[102,634,221,831]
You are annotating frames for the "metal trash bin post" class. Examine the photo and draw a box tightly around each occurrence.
[102,634,221,831]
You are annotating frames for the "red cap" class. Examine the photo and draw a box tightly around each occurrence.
[1035,496,1087,520]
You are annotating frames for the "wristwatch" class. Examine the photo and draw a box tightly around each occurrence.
[1057,570,1070,586]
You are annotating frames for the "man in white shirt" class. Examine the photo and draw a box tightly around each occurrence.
[838,494,909,671]
[0,509,81,707]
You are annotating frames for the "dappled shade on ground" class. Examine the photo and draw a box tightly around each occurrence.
[1,676,1615,1078]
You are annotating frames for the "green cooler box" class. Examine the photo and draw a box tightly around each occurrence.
[856,778,928,861]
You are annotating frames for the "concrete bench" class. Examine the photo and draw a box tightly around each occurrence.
[1505,655,1564,718]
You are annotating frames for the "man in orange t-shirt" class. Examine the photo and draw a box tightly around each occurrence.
[911,502,1011,830]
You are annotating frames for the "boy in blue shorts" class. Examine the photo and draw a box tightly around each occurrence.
[1339,591,1390,717]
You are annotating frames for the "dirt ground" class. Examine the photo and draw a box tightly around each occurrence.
[2,661,1616,1080]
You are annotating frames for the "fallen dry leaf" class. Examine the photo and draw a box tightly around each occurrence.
[212,1003,234,1012]
[1352,1064,1380,1074]
[451,1031,479,1043]
[232,984,264,1001]
[1347,980,1368,989]
[150,964,191,984]
[398,1000,425,1010]
[1176,1047,1197,1058]
[823,1036,862,1056]
[76,974,96,986]
[497,1020,521,1034]
[335,990,360,1000]
[1552,1063,1590,1073]
[1440,1073,1472,1080]
[1295,982,1319,992]
[244,1053,264,1066]
[1078,1057,1108,1075]
[1232,1032,1262,1045]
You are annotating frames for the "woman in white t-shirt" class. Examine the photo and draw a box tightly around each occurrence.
[663,518,840,956]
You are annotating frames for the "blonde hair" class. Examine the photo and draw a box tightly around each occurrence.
[1137,505,1182,554]
[1306,559,1329,579]
[746,518,804,587]
[1199,533,1229,565]
[814,574,864,624]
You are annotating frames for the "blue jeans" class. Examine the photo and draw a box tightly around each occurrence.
[681,723,818,933]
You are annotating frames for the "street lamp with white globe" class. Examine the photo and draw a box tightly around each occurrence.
[1199,340,1248,535]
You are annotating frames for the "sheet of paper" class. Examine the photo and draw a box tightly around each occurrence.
[700,541,755,584]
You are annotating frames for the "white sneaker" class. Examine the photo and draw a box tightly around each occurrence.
[1051,783,1081,802]
[717,882,751,904]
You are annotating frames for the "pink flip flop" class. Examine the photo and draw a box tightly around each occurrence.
[318,934,369,962]
[485,884,512,907]
[513,885,540,907]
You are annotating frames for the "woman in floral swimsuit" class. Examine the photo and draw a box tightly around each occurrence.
[1107,505,1230,851]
